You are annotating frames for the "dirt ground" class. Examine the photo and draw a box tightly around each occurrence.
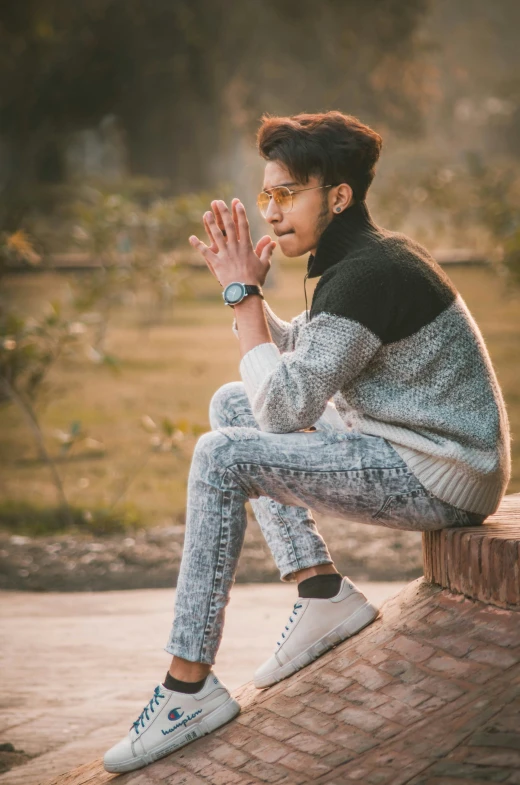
[0,507,424,591]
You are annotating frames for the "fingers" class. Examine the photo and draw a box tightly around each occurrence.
[204,198,243,249]
[191,200,248,285]
[210,199,241,241]
[188,234,220,282]
[231,199,241,240]
[235,201,253,248]
[204,211,227,254]
[212,200,238,248]
[209,200,227,237]
[203,215,218,253]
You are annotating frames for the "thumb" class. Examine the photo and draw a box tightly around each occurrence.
[255,235,273,256]
[260,240,277,264]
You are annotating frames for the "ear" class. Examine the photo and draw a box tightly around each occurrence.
[333,183,354,211]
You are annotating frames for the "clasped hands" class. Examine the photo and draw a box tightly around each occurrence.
[188,198,276,290]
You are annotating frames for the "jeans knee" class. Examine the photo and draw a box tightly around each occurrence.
[194,428,228,455]
[208,380,249,430]
[191,430,230,472]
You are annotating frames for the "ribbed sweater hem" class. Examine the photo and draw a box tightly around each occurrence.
[386,442,503,516]
[354,415,508,516]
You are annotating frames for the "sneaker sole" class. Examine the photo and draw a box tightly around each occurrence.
[103,694,241,773]
[254,600,381,689]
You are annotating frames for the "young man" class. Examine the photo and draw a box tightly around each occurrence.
[104,111,511,773]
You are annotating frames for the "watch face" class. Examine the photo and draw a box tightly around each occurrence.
[225,283,245,304]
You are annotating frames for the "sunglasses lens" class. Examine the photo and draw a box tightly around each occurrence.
[257,187,292,216]
[274,187,292,210]
[257,192,270,216]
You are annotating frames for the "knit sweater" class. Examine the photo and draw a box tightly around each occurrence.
[231,200,511,516]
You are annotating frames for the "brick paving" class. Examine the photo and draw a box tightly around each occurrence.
[0,583,403,784]
[44,577,520,785]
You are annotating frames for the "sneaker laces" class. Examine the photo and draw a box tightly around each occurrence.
[131,685,166,734]
[277,601,303,647]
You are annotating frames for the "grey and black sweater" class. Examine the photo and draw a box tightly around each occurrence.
[232,200,511,516]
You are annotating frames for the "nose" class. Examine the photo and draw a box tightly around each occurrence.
[264,194,283,224]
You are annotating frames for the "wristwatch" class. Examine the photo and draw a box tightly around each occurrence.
[222,282,264,308]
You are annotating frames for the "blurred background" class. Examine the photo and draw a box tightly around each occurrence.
[1,0,519,593]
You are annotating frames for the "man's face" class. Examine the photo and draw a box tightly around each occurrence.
[261,160,334,257]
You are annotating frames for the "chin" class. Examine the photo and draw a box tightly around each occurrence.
[278,233,310,258]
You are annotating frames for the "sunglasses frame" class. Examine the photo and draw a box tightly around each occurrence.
[257,184,335,216]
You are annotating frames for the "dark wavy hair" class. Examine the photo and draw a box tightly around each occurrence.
[256,110,383,202]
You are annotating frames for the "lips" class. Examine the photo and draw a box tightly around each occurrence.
[276,230,294,237]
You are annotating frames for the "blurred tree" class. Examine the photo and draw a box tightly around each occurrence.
[419,0,520,155]
[0,300,83,525]
[0,0,432,226]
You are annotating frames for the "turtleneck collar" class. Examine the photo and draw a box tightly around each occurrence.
[306,200,380,279]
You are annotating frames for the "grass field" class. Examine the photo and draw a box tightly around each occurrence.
[2,255,519,534]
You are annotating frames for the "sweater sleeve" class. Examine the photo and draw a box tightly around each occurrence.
[239,312,382,433]
[232,301,309,354]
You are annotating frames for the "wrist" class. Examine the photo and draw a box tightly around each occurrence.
[233,292,264,309]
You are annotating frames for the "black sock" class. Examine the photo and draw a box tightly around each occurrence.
[163,671,208,694]
[298,573,343,599]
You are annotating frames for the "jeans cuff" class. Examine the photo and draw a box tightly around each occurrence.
[164,643,215,666]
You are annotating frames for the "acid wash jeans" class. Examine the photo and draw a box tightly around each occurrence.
[166,381,486,665]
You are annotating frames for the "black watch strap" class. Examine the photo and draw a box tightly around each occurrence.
[243,284,264,299]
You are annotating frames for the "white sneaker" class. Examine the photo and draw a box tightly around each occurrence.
[103,671,241,773]
[254,577,380,689]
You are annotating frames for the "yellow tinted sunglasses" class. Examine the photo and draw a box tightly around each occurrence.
[257,184,334,217]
